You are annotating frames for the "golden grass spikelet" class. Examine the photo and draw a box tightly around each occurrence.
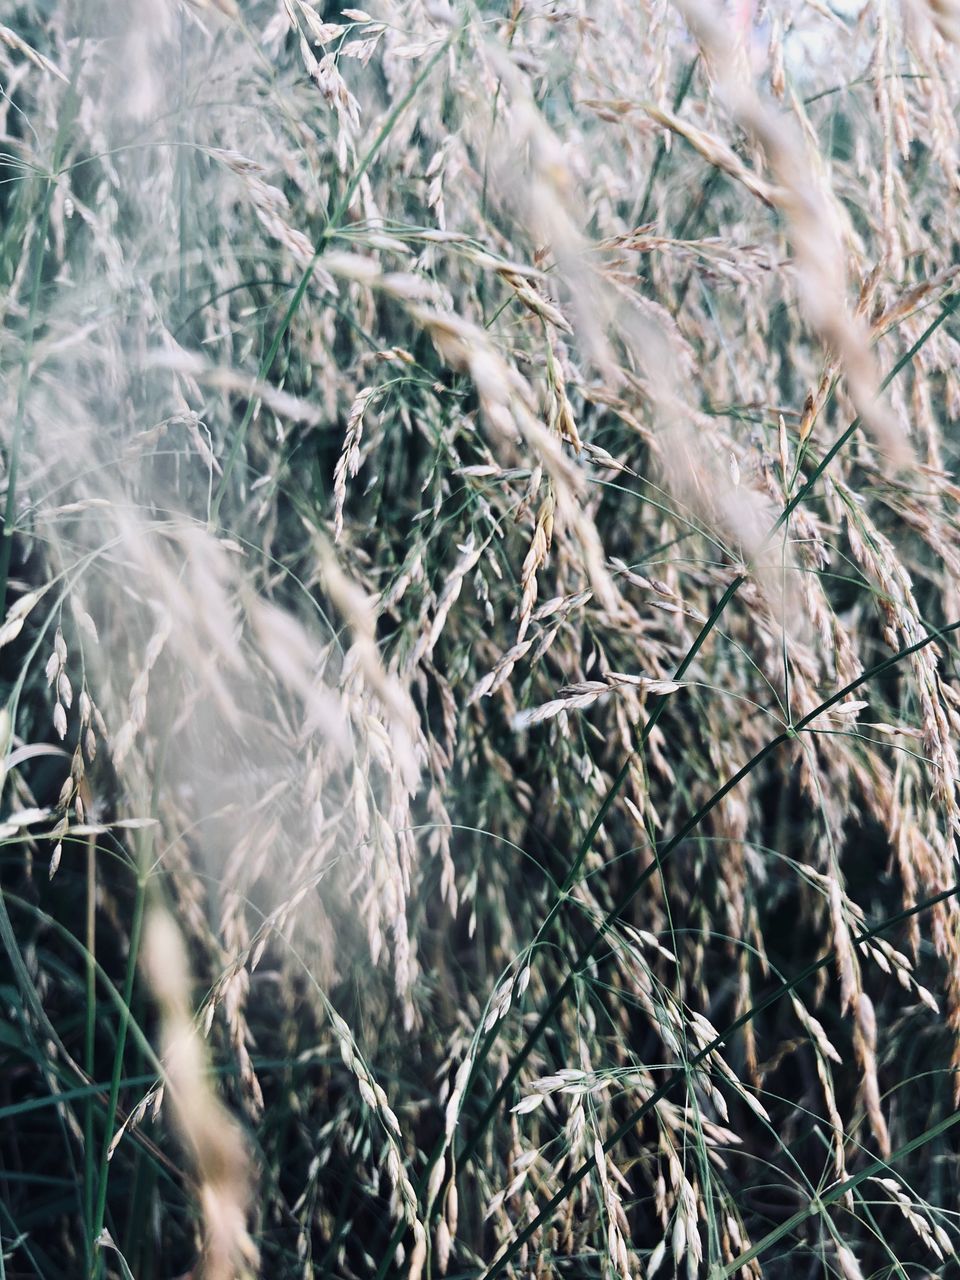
[676,0,913,469]
[0,22,67,80]
[142,909,258,1280]
[5,2,960,1275]
[925,0,960,42]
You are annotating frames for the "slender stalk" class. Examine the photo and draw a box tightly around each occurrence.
[90,862,148,1278]
[373,613,960,1279]
[372,292,960,1278]
[719,1105,960,1277]
[455,577,743,1155]
[1,887,163,1077]
[480,872,960,1278]
[453,288,960,1170]
[84,830,96,1273]
[460,614,960,1168]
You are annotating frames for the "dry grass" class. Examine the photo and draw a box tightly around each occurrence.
[2,1,960,1277]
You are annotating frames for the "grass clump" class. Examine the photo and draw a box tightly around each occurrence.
[2,2,960,1278]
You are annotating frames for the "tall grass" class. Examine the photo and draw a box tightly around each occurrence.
[2,2,960,1277]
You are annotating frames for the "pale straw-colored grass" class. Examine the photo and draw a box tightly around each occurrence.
[2,2,960,1278]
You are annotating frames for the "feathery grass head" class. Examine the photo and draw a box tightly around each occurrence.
[2,2,960,1277]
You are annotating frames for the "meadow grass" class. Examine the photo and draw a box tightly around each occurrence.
[2,2,960,1278]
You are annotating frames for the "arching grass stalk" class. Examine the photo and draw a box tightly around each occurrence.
[374,610,960,1279]
[89,843,149,1280]
[479,870,960,1279]
[0,889,163,1077]
[459,611,960,1179]
[454,290,960,1167]
[84,827,96,1265]
[718,1105,960,1277]
[374,294,960,1279]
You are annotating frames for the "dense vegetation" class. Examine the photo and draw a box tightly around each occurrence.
[2,1,960,1277]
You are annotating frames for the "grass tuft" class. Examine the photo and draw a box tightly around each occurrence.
[2,3,960,1278]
